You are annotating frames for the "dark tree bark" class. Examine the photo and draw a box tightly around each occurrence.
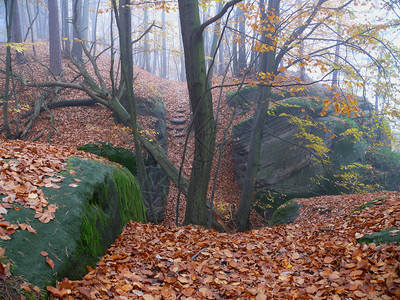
[48,0,63,75]
[9,0,26,63]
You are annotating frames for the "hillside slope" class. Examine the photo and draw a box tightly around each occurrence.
[49,192,400,299]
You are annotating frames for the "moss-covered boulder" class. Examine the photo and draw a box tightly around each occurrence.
[357,228,400,245]
[231,97,389,218]
[0,157,145,290]
[78,142,169,223]
[232,98,330,198]
[267,200,302,226]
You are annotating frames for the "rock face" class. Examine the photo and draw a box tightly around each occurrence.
[78,142,169,223]
[232,98,368,201]
[137,96,168,151]
[0,157,145,289]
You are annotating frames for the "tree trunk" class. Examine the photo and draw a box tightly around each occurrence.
[143,7,151,72]
[48,0,63,75]
[81,0,89,45]
[61,0,70,55]
[178,0,217,226]
[91,0,101,55]
[24,0,37,56]
[161,9,167,78]
[237,5,246,74]
[179,28,185,82]
[3,0,14,138]
[114,0,157,223]
[72,0,83,61]
[9,0,26,63]
[237,0,281,232]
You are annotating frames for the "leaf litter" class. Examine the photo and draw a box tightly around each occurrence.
[0,44,398,298]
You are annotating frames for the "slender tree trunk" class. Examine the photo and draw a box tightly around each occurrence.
[24,0,37,56]
[237,4,246,73]
[92,0,101,55]
[232,11,238,75]
[179,28,185,82]
[237,0,281,232]
[72,0,83,61]
[178,0,217,226]
[113,0,157,223]
[208,2,223,77]
[161,9,167,78]
[331,21,342,89]
[143,7,151,72]
[3,0,14,138]
[81,0,89,45]
[48,0,63,75]
[62,0,70,55]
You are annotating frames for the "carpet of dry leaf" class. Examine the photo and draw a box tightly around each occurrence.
[0,44,399,299]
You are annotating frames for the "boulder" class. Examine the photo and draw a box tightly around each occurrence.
[232,98,332,196]
[232,98,370,214]
[78,142,169,223]
[0,157,145,289]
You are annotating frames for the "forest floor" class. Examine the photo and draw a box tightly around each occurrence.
[0,45,399,299]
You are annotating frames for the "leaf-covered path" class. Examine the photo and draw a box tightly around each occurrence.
[49,192,400,299]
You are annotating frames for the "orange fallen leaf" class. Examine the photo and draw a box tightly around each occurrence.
[46,286,61,297]
[46,256,55,269]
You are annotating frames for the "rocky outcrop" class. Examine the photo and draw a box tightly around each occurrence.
[232,98,369,205]
[0,157,145,289]
[78,142,169,223]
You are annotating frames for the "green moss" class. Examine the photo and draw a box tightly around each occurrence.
[0,157,145,291]
[113,168,146,225]
[268,200,302,226]
[358,227,400,245]
[272,97,324,116]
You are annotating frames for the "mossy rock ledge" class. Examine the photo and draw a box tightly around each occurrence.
[0,157,146,290]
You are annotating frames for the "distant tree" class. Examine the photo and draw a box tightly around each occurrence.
[8,0,26,63]
[48,0,63,75]
[71,0,83,61]
[61,0,70,54]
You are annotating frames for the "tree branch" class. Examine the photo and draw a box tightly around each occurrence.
[198,0,242,34]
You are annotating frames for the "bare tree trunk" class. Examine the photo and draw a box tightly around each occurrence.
[48,0,63,75]
[3,0,14,138]
[24,0,37,56]
[161,9,167,78]
[91,0,101,55]
[72,0,83,61]
[9,0,26,63]
[113,0,157,223]
[143,7,151,72]
[178,0,217,226]
[61,0,70,55]
[237,0,281,232]
[237,4,246,73]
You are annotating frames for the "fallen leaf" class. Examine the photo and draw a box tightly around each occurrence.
[46,256,55,269]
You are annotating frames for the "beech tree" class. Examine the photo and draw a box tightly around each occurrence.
[48,0,63,75]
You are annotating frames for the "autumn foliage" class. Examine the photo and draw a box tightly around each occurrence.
[43,192,400,299]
